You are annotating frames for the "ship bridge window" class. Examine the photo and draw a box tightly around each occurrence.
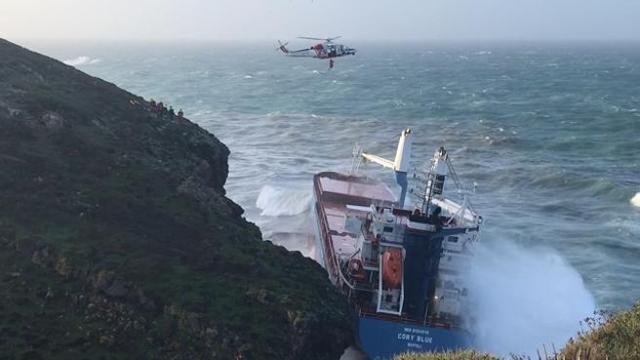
[383,226,394,233]
[447,236,459,243]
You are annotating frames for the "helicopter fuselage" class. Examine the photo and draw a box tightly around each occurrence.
[309,42,356,59]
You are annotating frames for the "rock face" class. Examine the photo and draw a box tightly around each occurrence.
[0,39,353,359]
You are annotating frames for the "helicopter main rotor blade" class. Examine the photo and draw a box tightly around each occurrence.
[298,36,342,42]
[298,37,326,41]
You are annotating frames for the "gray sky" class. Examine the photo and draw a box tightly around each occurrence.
[2,0,639,42]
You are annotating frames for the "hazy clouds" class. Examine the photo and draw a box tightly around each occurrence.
[2,0,639,41]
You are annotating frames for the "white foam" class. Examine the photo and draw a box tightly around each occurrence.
[467,241,595,356]
[256,185,312,217]
[631,192,640,207]
[63,56,101,66]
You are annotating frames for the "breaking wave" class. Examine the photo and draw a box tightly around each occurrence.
[256,185,312,217]
[631,192,640,207]
[467,241,595,356]
[63,56,101,66]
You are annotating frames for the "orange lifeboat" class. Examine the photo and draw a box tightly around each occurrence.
[382,249,403,289]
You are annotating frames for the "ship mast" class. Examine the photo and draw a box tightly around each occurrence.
[421,147,448,214]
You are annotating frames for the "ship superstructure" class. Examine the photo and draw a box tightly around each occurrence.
[312,129,481,359]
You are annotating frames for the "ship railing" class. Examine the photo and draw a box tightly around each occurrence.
[362,226,405,245]
[357,308,458,330]
[314,184,359,290]
[314,185,340,282]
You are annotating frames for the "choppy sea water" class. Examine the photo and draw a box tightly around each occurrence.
[26,40,640,356]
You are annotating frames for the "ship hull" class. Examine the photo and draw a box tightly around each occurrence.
[358,316,470,360]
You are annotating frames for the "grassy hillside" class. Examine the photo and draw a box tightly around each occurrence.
[396,351,499,360]
[0,38,353,359]
[559,303,640,359]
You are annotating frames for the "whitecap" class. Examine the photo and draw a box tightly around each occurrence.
[243,75,253,79]
[63,56,101,66]
[631,192,640,207]
[256,185,312,217]
[451,146,468,155]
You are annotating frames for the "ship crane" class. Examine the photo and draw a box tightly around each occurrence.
[360,129,413,208]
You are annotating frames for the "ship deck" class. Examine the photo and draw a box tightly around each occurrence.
[317,175,397,203]
[313,172,397,278]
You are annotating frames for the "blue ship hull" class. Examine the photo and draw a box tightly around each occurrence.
[358,316,471,359]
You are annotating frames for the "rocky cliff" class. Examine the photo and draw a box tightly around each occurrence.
[0,39,353,359]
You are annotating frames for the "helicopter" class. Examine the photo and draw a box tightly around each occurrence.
[276,36,356,68]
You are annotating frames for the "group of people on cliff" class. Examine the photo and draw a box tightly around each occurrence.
[149,99,184,121]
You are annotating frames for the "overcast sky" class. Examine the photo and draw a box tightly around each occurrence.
[2,0,640,42]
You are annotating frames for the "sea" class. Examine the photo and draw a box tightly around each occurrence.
[22,40,640,356]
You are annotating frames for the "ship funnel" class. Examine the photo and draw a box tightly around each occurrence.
[361,129,412,208]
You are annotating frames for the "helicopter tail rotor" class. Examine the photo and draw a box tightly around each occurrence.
[276,40,289,53]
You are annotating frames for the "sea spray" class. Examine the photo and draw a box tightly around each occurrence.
[256,185,312,216]
[631,192,640,208]
[466,241,595,356]
[63,56,101,66]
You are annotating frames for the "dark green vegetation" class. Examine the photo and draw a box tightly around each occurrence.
[0,39,352,359]
[395,302,640,359]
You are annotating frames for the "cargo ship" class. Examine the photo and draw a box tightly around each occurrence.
[312,129,482,359]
